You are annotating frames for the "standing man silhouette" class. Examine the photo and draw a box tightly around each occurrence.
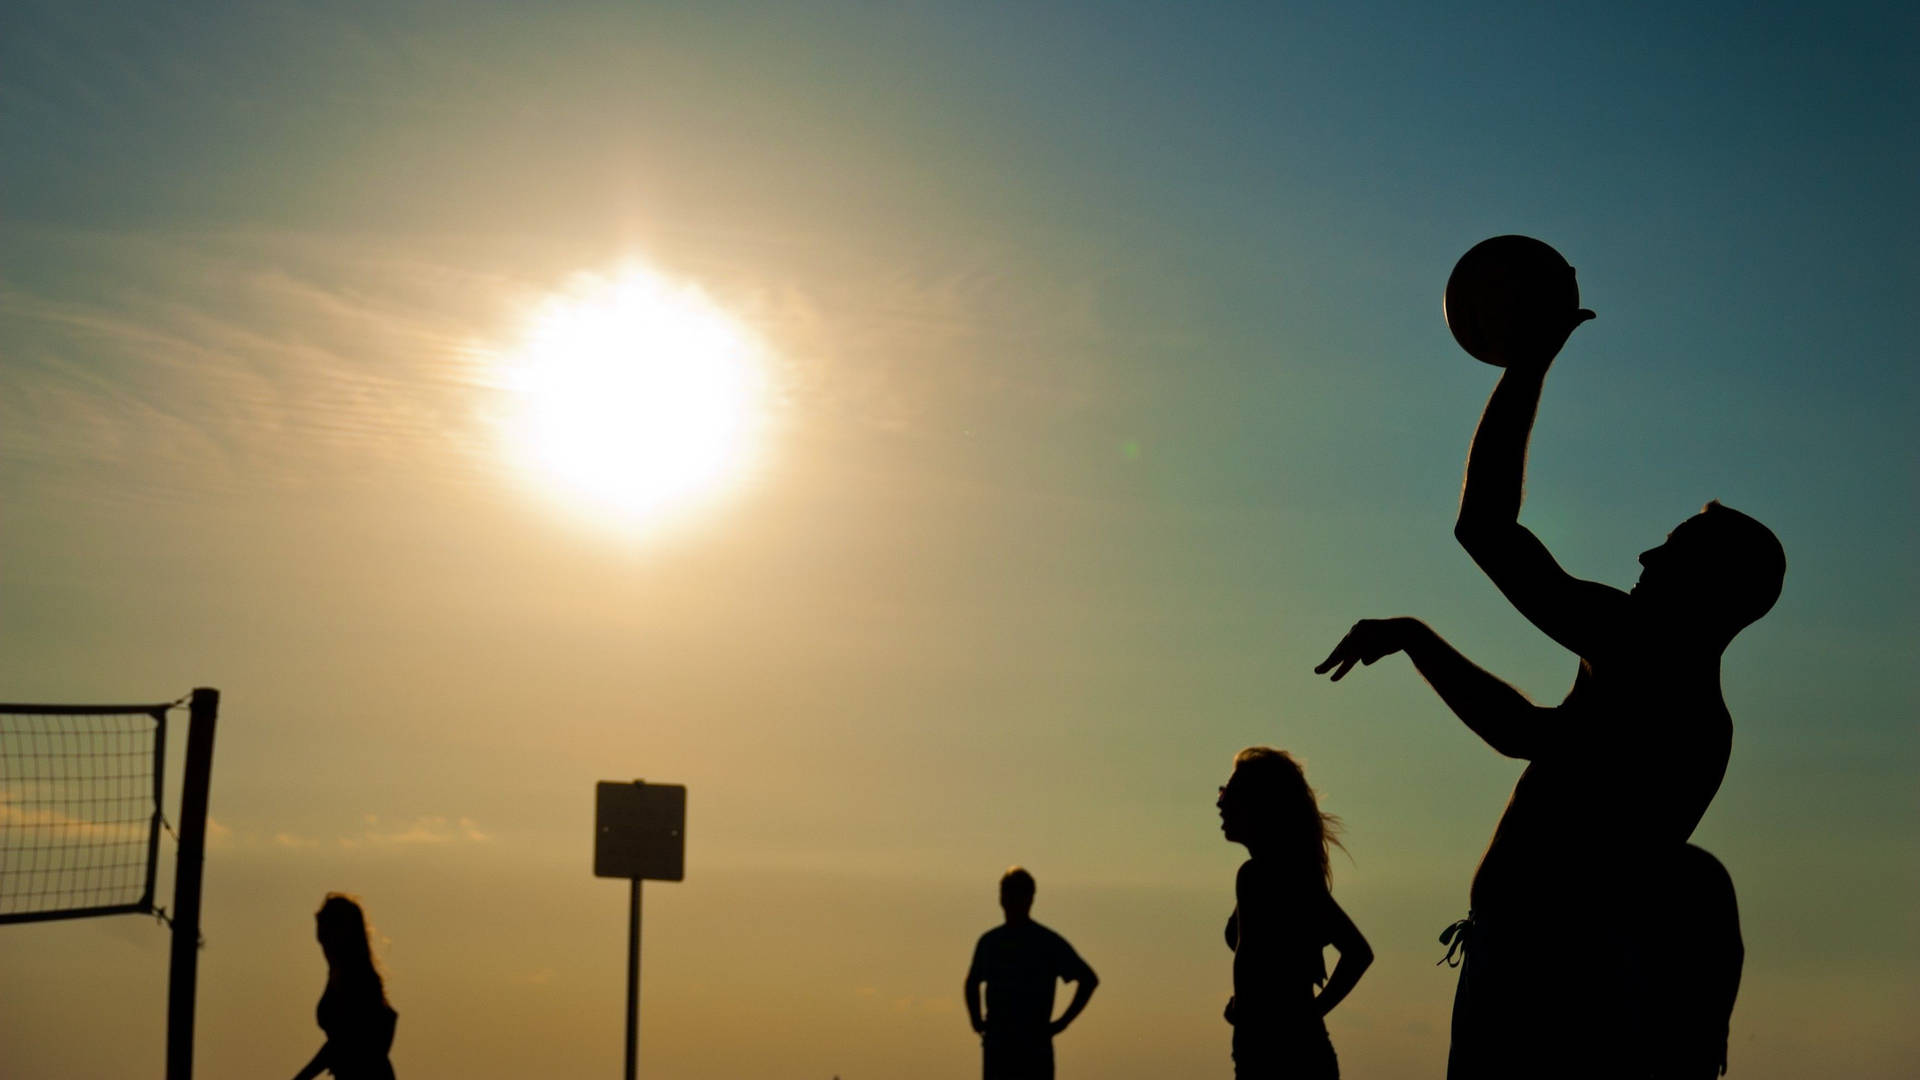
[964,867,1099,1080]
[1314,274,1783,1078]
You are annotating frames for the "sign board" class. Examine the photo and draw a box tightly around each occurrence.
[594,781,686,881]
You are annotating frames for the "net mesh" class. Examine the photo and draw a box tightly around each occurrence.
[0,707,165,922]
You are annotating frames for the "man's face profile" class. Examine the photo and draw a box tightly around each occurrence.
[1632,506,1783,636]
[1634,517,1706,604]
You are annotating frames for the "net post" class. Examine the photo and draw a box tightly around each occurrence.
[141,705,169,913]
[625,878,641,1080]
[165,688,219,1080]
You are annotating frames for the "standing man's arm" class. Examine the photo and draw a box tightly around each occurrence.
[1455,313,1627,658]
[964,975,986,1036]
[1049,958,1099,1036]
[964,944,987,1036]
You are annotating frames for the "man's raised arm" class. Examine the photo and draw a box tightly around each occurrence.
[1455,363,1550,532]
[1454,316,1625,657]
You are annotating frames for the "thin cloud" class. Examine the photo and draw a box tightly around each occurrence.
[4,224,1132,516]
[338,814,492,849]
[0,791,148,845]
[1,229,517,504]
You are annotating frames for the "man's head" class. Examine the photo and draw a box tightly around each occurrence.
[1635,501,1785,642]
[999,866,1035,922]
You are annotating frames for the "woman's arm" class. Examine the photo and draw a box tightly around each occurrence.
[291,1042,330,1080]
[1313,896,1373,1019]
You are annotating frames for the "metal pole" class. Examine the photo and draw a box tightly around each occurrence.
[625,877,642,1080]
[166,687,219,1080]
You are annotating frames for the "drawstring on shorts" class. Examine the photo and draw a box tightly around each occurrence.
[1438,912,1474,968]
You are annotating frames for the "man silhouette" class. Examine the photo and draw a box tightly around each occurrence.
[1648,844,1744,1079]
[1314,287,1782,1078]
[964,867,1099,1080]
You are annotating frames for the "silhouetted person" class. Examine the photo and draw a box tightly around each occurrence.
[1648,845,1743,1078]
[964,867,1099,1080]
[292,893,397,1080]
[1218,748,1372,1079]
[1314,291,1783,1078]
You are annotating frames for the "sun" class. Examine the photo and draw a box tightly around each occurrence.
[499,263,767,528]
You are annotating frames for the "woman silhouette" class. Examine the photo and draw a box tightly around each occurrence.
[1218,748,1372,1079]
[291,894,398,1080]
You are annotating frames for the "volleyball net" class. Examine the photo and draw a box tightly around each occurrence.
[0,689,218,1080]
[0,702,169,923]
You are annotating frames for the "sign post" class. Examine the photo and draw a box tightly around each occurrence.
[594,780,686,1080]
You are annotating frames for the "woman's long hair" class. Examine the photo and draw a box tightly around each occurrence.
[1231,747,1345,889]
[316,893,388,1004]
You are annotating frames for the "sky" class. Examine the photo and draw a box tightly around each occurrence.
[2,1,1915,1077]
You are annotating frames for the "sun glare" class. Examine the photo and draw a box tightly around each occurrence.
[500,264,767,529]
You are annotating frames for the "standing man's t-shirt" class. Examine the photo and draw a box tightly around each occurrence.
[967,920,1093,1041]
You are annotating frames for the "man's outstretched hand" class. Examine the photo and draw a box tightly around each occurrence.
[1315,618,1416,681]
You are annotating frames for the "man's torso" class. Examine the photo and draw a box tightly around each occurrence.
[972,922,1083,1038]
[1471,644,1732,916]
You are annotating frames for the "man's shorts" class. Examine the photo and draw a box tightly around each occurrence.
[1232,1016,1338,1079]
[1445,908,1641,1079]
[982,1033,1053,1080]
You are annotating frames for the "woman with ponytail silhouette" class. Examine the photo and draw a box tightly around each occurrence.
[1218,748,1372,1079]
[291,893,397,1080]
